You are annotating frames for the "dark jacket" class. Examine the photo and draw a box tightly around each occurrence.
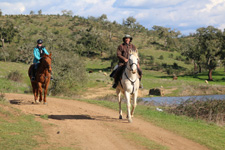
[117,43,136,66]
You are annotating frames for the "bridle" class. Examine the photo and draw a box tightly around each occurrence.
[124,54,138,94]
[41,57,52,73]
[126,55,138,72]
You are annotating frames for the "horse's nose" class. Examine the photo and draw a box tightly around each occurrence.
[132,70,137,74]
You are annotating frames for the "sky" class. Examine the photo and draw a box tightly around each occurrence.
[1,0,225,35]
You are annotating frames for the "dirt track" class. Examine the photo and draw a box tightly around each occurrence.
[5,93,208,150]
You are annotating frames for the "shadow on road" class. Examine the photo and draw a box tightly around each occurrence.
[47,114,94,120]
[9,99,35,105]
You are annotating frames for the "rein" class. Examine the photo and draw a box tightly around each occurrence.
[39,57,51,83]
[124,71,137,94]
[124,54,138,94]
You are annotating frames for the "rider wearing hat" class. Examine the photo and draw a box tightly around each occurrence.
[111,34,143,88]
[31,39,49,81]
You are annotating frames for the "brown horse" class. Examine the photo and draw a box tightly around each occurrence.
[28,53,52,104]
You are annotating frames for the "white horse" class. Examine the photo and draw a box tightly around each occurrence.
[116,49,139,123]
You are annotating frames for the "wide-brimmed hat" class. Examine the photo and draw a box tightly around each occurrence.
[123,34,133,42]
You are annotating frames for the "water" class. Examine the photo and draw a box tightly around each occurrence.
[141,95,225,106]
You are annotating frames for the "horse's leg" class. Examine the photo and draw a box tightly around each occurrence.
[131,91,138,118]
[125,91,132,123]
[38,83,43,103]
[32,82,38,103]
[116,88,122,119]
[43,80,50,104]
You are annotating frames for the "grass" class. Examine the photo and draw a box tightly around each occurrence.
[120,130,168,150]
[0,61,30,93]
[0,101,45,150]
[80,99,225,150]
[40,114,49,120]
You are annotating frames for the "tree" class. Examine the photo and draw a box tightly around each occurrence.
[38,9,42,15]
[61,10,73,16]
[0,20,17,61]
[182,38,202,73]
[0,9,2,16]
[195,26,223,80]
[123,16,136,28]
[99,14,107,21]
[30,10,35,15]
[152,25,181,48]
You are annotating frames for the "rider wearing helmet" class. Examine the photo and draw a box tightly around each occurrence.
[110,35,143,88]
[31,39,49,81]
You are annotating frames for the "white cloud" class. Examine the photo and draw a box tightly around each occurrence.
[0,2,26,14]
[113,0,185,8]
[1,0,225,35]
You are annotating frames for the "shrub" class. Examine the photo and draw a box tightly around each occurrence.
[0,92,6,102]
[169,53,173,58]
[158,55,164,60]
[169,99,225,125]
[50,51,87,96]
[7,70,23,82]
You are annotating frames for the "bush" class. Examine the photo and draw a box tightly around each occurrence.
[7,70,23,82]
[158,55,164,60]
[169,53,173,58]
[169,99,225,125]
[50,51,87,96]
[0,92,6,102]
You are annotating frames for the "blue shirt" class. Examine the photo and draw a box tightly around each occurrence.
[33,46,49,63]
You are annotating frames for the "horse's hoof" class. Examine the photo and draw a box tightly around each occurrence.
[119,115,123,119]
[35,101,40,104]
[43,102,47,105]
[128,118,133,123]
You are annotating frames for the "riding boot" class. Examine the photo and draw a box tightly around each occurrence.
[112,65,125,88]
[31,66,36,81]
[31,63,38,81]
[110,69,117,78]
[139,78,143,89]
[50,72,54,80]
[138,67,143,89]
[112,76,119,88]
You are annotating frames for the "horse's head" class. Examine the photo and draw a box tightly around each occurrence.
[40,53,52,73]
[127,49,139,74]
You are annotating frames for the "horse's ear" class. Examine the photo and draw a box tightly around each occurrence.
[129,49,133,54]
[49,53,52,57]
[135,49,138,53]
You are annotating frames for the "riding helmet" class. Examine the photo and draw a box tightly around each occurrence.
[37,39,43,44]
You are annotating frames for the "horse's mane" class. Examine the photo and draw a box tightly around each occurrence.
[130,49,139,59]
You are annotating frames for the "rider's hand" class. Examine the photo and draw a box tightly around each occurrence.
[124,59,128,62]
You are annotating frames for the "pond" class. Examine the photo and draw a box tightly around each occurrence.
[141,94,225,106]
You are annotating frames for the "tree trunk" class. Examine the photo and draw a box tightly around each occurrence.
[194,61,198,72]
[1,38,4,48]
[198,64,202,73]
[208,69,213,81]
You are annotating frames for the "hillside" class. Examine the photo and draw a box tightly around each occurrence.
[1,14,225,96]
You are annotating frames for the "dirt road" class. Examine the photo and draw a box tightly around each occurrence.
[5,93,208,150]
